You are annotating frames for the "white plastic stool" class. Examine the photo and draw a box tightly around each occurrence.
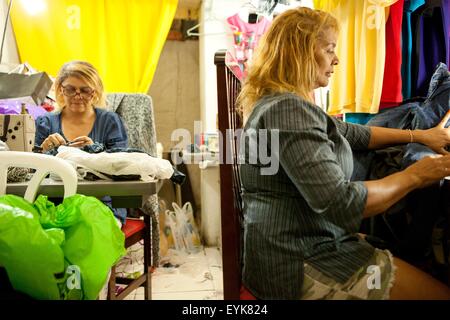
[0,151,77,202]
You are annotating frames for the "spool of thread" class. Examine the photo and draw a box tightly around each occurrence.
[20,103,28,114]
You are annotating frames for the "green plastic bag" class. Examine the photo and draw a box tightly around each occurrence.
[35,194,126,300]
[0,197,65,300]
[0,194,40,219]
[0,194,126,300]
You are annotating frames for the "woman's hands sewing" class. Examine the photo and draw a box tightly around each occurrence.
[41,133,93,152]
[65,136,94,148]
[404,153,450,189]
[41,133,66,152]
[416,111,450,155]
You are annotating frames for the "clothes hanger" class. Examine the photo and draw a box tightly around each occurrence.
[239,1,262,24]
[240,0,279,20]
[186,16,239,37]
[241,1,259,12]
[186,1,279,37]
[258,0,279,16]
[186,1,239,37]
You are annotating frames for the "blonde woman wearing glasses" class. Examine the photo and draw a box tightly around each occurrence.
[35,60,128,153]
[33,61,129,275]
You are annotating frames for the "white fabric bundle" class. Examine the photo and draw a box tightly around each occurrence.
[56,146,173,180]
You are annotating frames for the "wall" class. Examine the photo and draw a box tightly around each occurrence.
[199,0,241,133]
[149,40,200,151]
[148,39,202,211]
[198,0,242,246]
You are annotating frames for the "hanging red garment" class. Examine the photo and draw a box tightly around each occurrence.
[380,0,405,109]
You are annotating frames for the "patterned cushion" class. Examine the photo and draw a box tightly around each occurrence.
[106,93,161,266]
[106,93,157,156]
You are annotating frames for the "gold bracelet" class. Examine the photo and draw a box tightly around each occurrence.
[408,129,414,143]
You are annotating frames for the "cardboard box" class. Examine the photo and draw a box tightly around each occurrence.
[0,114,35,152]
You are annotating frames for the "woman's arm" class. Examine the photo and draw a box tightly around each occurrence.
[368,111,450,154]
[363,154,450,217]
[368,126,418,149]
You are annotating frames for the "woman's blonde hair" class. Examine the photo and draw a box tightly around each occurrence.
[54,60,106,111]
[238,7,339,118]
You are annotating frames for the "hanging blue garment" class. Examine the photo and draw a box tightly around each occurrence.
[401,0,426,99]
[344,113,375,125]
[411,0,449,97]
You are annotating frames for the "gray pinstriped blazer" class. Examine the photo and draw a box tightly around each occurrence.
[240,93,375,299]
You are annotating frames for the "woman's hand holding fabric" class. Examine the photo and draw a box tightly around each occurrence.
[41,133,67,152]
[66,136,94,148]
[419,111,450,155]
[403,154,450,188]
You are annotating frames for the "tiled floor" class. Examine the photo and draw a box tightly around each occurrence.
[126,246,223,300]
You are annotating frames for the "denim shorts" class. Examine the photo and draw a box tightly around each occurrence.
[300,249,396,300]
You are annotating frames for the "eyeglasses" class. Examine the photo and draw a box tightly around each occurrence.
[61,85,94,99]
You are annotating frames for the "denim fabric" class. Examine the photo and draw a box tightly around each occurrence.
[367,102,415,129]
[427,62,449,97]
[367,63,450,167]
[404,63,449,166]
[401,143,435,167]
[101,196,127,225]
[360,63,450,261]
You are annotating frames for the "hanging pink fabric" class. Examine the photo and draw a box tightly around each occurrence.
[227,13,272,39]
[227,13,272,57]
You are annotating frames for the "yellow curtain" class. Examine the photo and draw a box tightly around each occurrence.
[10,0,178,93]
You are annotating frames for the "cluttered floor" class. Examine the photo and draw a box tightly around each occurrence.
[120,246,223,300]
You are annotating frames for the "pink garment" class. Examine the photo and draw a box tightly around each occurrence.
[227,13,272,40]
[227,13,272,56]
[227,13,272,80]
[226,13,272,79]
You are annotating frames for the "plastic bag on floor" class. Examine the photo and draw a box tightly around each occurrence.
[0,194,126,300]
[158,200,169,258]
[114,242,144,279]
[164,202,202,254]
